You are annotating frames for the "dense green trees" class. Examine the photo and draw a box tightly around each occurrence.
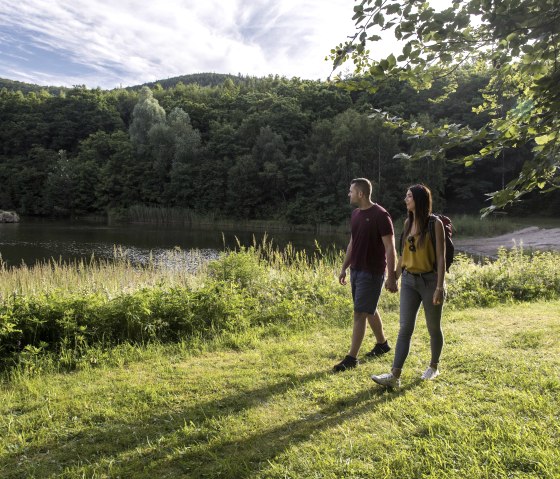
[0,70,549,224]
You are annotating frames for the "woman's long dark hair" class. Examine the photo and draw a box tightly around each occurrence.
[404,184,433,247]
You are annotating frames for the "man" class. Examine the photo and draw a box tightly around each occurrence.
[334,178,398,372]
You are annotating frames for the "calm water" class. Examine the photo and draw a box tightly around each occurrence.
[0,219,347,268]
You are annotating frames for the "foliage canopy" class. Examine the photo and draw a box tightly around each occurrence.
[331,0,560,212]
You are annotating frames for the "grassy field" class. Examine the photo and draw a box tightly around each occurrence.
[1,300,558,478]
[1,244,559,478]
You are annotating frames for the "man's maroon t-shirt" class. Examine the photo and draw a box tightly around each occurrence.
[350,204,394,274]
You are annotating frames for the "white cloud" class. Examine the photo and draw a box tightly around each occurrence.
[0,0,362,88]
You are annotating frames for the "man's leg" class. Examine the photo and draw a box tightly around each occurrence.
[349,312,368,358]
[364,309,391,357]
[334,270,383,371]
[367,310,386,344]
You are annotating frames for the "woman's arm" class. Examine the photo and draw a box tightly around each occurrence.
[433,218,446,305]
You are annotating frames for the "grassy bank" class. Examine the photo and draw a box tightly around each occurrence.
[1,300,558,478]
[1,243,559,372]
[1,244,559,477]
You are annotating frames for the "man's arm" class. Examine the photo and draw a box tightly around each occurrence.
[395,255,403,281]
[395,218,408,281]
[382,234,398,293]
[339,236,352,285]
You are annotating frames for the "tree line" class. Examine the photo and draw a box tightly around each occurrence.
[1,71,555,225]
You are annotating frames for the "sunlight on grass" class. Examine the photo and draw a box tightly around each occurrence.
[0,302,558,478]
[0,240,559,478]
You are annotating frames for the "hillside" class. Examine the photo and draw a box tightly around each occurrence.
[0,77,67,94]
[2,68,558,220]
[1,72,258,93]
[133,72,246,90]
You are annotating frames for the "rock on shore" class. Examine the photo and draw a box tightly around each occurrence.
[0,210,20,223]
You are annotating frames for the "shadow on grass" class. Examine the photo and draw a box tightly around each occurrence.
[1,370,325,477]
[155,381,419,478]
[2,370,419,478]
[0,366,417,479]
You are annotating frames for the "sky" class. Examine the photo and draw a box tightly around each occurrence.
[0,0,382,89]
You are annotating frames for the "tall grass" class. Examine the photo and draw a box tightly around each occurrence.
[0,249,203,299]
[448,247,560,306]
[0,240,350,373]
[1,240,559,374]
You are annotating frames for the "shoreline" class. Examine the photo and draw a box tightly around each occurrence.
[454,226,560,257]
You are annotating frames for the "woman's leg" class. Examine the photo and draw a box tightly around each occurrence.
[392,273,423,373]
[420,279,444,368]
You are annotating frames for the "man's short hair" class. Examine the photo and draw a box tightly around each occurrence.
[351,178,372,198]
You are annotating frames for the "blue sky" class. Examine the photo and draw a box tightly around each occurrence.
[0,0,366,89]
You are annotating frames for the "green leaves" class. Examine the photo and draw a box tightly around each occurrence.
[331,0,560,210]
[535,132,557,145]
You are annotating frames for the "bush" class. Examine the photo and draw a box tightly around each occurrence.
[447,248,560,307]
[1,244,559,371]
[207,246,267,289]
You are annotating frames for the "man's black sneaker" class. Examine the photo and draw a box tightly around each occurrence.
[333,355,358,372]
[365,341,391,358]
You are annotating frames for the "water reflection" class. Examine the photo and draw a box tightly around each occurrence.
[0,219,347,268]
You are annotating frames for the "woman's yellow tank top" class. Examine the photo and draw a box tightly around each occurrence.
[401,232,435,273]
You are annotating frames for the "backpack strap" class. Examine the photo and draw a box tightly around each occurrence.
[428,214,438,272]
[398,218,409,256]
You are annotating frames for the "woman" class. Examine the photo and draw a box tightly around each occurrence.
[371,184,446,388]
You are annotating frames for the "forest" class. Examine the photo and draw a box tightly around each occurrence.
[1,69,556,225]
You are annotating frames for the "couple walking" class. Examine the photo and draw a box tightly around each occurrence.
[334,178,446,388]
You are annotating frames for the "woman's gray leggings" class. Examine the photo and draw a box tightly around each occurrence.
[393,270,444,370]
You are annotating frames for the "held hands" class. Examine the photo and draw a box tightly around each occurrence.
[433,287,445,305]
[339,270,400,292]
[385,275,398,293]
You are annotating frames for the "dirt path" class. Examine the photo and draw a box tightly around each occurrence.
[454,227,560,257]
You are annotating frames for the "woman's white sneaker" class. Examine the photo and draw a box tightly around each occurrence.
[421,367,440,380]
[371,372,400,388]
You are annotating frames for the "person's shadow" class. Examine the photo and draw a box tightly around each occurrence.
[154,379,421,478]
[3,368,421,478]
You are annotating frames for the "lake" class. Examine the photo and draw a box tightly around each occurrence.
[0,219,348,268]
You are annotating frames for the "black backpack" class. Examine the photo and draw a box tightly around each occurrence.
[399,214,455,272]
[428,214,454,272]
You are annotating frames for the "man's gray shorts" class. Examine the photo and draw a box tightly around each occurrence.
[350,269,385,314]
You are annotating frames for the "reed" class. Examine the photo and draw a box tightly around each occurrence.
[116,204,349,233]
[0,248,207,300]
[1,239,559,373]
